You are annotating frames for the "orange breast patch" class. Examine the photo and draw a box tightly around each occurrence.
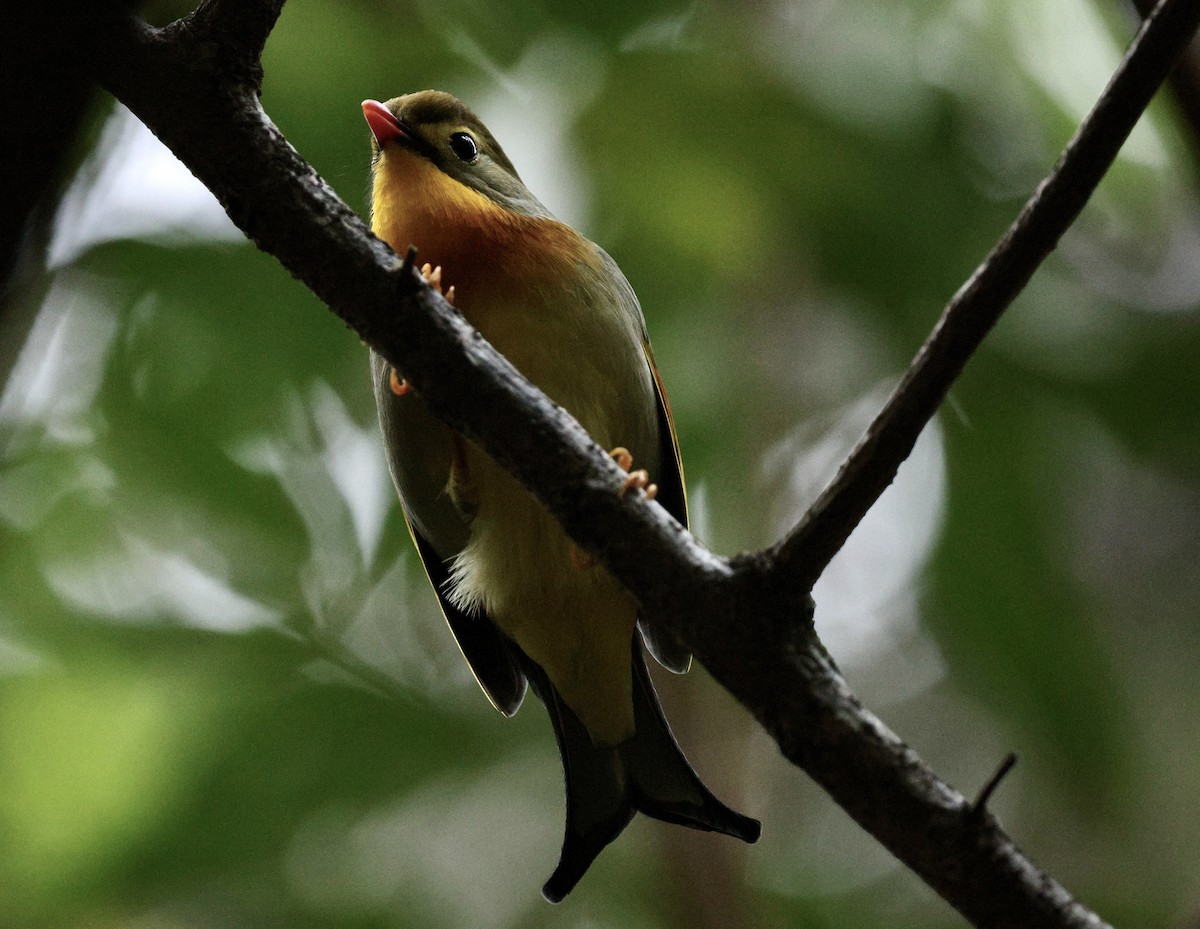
[370,147,596,304]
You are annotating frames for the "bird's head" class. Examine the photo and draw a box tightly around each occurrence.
[362,91,550,220]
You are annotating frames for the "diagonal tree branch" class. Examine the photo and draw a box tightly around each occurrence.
[769,0,1200,590]
[77,0,1200,925]
[1124,0,1200,150]
[181,0,285,92]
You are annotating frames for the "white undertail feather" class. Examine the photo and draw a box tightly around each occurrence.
[446,450,641,747]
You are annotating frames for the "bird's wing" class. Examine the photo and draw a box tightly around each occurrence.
[407,516,527,716]
[372,350,527,715]
[637,340,693,674]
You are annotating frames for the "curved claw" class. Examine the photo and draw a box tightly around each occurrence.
[392,265,458,398]
[609,447,658,499]
[621,470,657,499]
[420,263,456,305]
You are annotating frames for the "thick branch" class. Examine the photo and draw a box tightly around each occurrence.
[699,627,1110,929]
[81,0,1198,925]
[181,0,285,92]
[770,0,1200,589]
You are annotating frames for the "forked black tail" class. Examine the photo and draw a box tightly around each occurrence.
[520,643,761,903]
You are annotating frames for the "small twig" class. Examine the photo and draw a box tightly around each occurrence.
[1123,0,1200,150]
[972,753,1019,815]
[770,0,1200,591]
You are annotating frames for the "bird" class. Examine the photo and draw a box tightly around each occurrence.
[361,90,759,901]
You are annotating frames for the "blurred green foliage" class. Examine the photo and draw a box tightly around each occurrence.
[2,0,1199,926]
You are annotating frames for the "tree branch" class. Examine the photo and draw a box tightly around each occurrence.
[1125,0,1200,150]
[180,0,285,93]
[769,0,1200,590]
[78,0,1199,925]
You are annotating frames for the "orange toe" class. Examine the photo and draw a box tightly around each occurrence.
[420,263,453,303]
[610,447,658,498]
[609,446,633,472]
[620,468,651,497]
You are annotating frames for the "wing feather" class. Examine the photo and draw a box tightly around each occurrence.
[405,515,527,716]
[637,341,692,674]
[373,349,527,715]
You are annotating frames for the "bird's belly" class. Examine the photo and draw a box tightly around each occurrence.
[447,439,641,746]
[470,289,656,460]
[444,286,657,746]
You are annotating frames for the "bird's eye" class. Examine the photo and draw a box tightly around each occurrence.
[449,131,478,163]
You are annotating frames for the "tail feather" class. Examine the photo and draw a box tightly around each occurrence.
[535,674,634,903]
[520,643,760,903]
[623,649,762,842]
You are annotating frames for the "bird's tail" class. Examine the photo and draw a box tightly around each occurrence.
[521,643,761,903]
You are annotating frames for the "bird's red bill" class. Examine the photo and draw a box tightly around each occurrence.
[362,99,406,144]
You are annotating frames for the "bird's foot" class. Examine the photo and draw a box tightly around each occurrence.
[610,446,657,500]
[390,265,457,397]
[571,447,658,571]
[420,263,456,305]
